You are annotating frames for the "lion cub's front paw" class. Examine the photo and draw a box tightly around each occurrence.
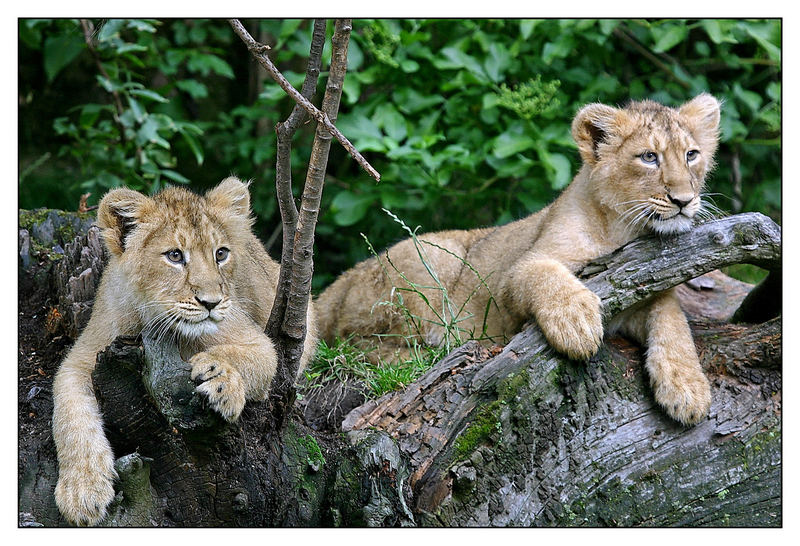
[55,465,116,526]
[537,286,604,360]
[190,352,246,422]
[650,361,712,426]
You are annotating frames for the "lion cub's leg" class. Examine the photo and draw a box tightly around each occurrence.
[616,289,711,425]
[507,256,604,360]
[53,342,118,526]
[190,320,278,422]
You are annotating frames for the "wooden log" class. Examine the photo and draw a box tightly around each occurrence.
[342,213,782,526]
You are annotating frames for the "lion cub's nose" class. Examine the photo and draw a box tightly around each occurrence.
[196,296,221,311]
[668,194,693,209]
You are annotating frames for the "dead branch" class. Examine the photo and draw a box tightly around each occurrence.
[228,19,381,182]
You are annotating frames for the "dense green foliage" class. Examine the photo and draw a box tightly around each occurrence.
[19,19,781,288]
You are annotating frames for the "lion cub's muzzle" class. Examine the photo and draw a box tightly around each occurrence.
[648,193,700,235]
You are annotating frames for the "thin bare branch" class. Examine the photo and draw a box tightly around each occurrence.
[228,18,381,182]
[266,19,328,340]
[80,19,128,143]
[282,19,353,337]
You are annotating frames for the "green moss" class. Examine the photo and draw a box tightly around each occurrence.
[19,208,96,262]
[452,400,503,461]
[740,427,780,470]
[452,370,531,461]
[298,434,326,469]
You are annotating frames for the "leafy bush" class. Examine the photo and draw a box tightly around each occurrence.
[18,19,781,287]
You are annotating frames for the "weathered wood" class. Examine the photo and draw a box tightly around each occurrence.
[342,213,782,526]
[88,335,413,527]
[18,210,781,527]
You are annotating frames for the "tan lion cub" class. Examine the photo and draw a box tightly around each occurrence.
[318,94,720,427]
[52,177,317,526]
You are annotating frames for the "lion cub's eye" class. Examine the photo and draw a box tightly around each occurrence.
[165,249,185,264]
[639,151,659,165]
[215,247,230,263]
[686,149,700,162]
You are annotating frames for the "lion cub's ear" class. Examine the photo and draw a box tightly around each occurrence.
[97,188,153,256]
[678,93,721,155]
[571,103,626,165]
[206,177,253,219]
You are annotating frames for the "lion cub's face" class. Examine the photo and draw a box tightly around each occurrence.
[572,94,721,236]
[97,177,254,340]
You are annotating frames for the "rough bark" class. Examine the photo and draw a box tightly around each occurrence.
[18,211,781,527]
[342,212,782,527]
[265,19,353,430]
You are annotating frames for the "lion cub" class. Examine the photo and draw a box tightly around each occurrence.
[318,94,720,427]
[52,177,317,526]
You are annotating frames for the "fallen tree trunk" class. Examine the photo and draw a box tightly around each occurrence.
[342,212,782,526]
[18,211,781,527]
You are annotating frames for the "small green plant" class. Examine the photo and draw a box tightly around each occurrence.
[363,209,498,354]
[302,337,441,398]
[304,210,499,399]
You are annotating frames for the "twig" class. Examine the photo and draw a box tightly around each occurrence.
[613,25,692,91]
[257,19,354,429]
[266,19,327,339]
[79,19,128,143]
[228,19,381,182]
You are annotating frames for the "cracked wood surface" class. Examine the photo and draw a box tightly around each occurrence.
[342,213,782,526]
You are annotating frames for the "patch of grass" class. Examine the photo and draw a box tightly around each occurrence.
[306,210,498,400]
[302,337,446,399]
[364,209,499,354]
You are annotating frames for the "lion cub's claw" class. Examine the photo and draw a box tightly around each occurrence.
[538,287,604,361]
[190,353,246,422]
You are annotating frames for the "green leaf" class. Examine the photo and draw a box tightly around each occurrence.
[492,127,536,159]
[337,113,383,142]
[175,79,209,99]
[400,59,420,73]
[598,19,620,36]
[180,131,204,166]
[331,190,375,226]
[373,103,407,142]
[392,87,445,114]
[484,42,511,83]
[743,21,781,62]
[434,47,488,81]
[127,96,145,123]
[541,151,572,189]
[136,117,170,149]
[43,32,84,82]
[130,88,169,103]
[485,154,534,178]
[125,19,158,34]
[519,20,538,40]
[186,53,234,78]
[78,104,105,128]
[342,77,361,104]
[733,83,763,114]
[542,35,575,64]
[97,19,125,42]
[19,19,45,50]
[114,43,148,55]
[160,169,190,184]
[700,20,737,45]
[651,23,689,53]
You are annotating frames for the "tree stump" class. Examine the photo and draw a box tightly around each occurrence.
[18,210,781,527]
